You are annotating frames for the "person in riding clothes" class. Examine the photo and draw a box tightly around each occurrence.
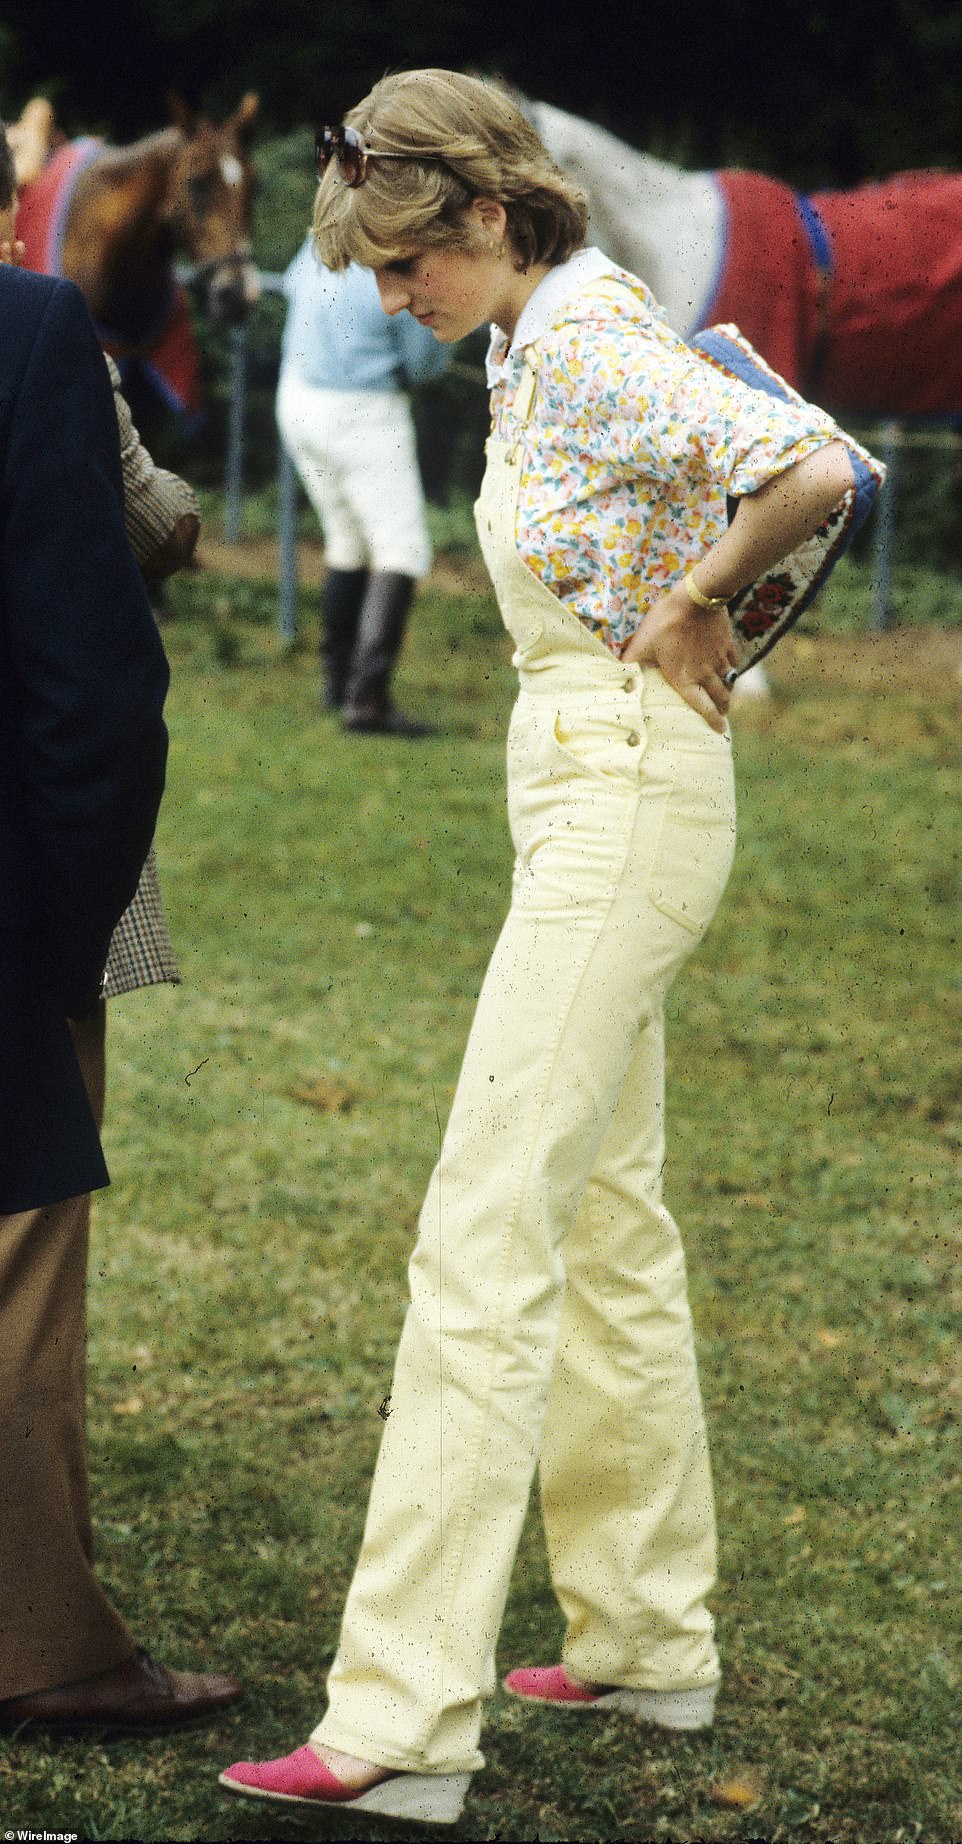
[277,240,450,734]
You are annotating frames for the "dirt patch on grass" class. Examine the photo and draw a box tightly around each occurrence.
[196,533,962,707]
[762,624,962,704]
[196,532,323,584]
[197,533,489,597]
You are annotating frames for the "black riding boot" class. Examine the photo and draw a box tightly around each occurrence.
[321,567,369,711]
[341,571,434,736]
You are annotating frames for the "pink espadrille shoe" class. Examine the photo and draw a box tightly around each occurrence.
[218,1743,470,1825]
[504,1664,717,1730]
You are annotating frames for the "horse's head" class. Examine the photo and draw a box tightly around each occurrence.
[168,93,260,325]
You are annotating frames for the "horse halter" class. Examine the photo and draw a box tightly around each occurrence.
[174,131,259,324]
[315,124,445,187]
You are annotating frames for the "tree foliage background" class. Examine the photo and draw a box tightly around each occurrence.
[2,0,962,183]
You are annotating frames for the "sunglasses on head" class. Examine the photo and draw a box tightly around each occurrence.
[315,124,442,187]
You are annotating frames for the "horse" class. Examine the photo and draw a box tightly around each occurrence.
[13,93,260,436]
[526,96,962,423]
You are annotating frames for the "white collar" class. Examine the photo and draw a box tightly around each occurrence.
[485,246,617,385]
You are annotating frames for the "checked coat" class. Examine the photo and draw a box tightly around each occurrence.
[102,357,194,997]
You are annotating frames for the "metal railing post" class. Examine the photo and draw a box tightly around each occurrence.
[224,324,248,544]
[219,274,296,636]
[278,441,298,644]
[871,419,900,631]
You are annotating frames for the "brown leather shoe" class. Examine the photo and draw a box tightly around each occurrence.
[0,1647,243,1733]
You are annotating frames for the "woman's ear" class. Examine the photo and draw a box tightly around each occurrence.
[470,195,509,242]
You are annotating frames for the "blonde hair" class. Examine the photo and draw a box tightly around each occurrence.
[313,69,588,273]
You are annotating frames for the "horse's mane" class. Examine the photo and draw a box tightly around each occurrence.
[86,127,184,179]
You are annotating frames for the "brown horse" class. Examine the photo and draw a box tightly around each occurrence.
[15,93,260,430]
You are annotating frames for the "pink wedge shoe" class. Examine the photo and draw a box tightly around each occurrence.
[504,1664,717,1730]
[218,1743,470,1825]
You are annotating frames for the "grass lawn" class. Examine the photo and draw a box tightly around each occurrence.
[2,552,960,1843]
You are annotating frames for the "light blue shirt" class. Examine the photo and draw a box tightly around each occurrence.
[279,242,450,393]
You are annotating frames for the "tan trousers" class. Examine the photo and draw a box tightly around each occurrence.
[313,376,737,1772]
[0,1003,131,1699]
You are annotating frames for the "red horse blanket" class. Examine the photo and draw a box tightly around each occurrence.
[706,166,962,418]
[16,139,101,274]
[17,139,203,424]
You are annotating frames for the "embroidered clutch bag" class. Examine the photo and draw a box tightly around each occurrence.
[688,324,885,675]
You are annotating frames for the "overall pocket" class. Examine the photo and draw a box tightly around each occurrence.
[646,728,737,936]
[551,699,645,789]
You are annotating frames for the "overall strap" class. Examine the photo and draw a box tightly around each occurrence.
[506,347,541,460]
[506,274,642,456]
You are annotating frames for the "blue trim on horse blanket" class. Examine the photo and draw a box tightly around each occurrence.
[796,194,833,279]
[707,166,962,418]
[48,139,102,273]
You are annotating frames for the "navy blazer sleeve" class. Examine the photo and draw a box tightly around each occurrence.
[0,270,170,1019]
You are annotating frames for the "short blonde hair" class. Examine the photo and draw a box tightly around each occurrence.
[313,69,587,273]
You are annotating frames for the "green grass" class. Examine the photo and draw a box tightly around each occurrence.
[2,557,960,1842]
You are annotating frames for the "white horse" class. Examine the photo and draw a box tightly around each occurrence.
[527,99,724,339]
[528,96,962,423]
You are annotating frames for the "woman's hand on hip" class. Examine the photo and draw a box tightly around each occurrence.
[621,587,739,733]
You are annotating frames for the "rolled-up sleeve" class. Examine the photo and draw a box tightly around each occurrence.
[552,319,839,491]
[661,357,840,495]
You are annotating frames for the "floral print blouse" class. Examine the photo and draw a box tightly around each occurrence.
[485,250,843,653]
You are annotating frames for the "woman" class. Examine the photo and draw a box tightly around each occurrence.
[221,70,861,1827]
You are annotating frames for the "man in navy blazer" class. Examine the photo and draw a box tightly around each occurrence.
[0,208,241,1728]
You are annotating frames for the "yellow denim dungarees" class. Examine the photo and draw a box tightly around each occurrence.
[314,335,737,1776]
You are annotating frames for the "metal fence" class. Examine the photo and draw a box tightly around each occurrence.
[219,274,300,642]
